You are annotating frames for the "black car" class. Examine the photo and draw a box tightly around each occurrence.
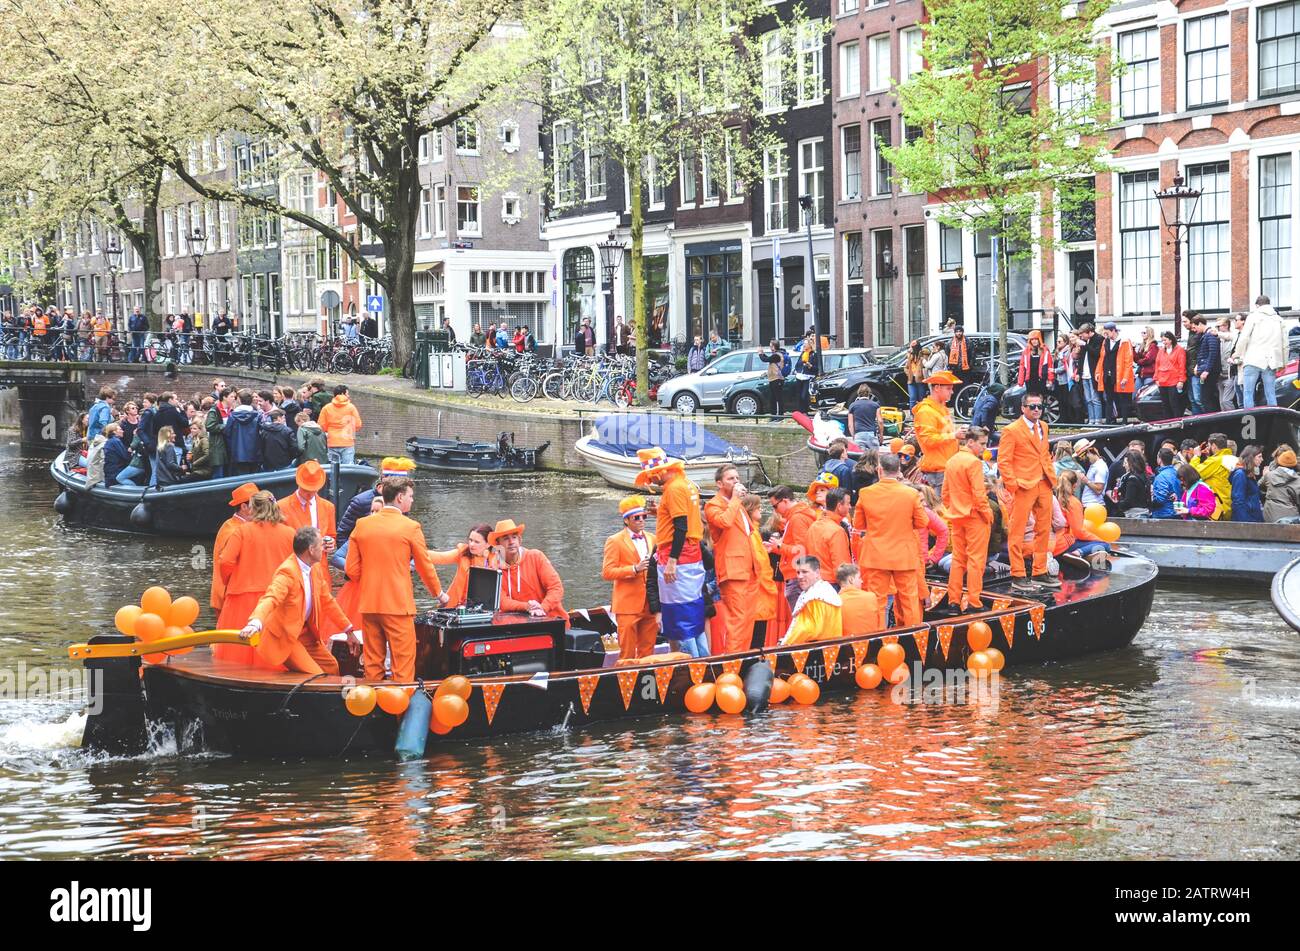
[810,332,1029,419]
[1134,341,1300,421]
[719,349,876,416]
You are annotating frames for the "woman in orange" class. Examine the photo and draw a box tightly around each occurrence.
[430,523,503,607]
[742,493,779,648]
[335,496,385,628]
[214,491,295,664]
[1052,470,1110,564]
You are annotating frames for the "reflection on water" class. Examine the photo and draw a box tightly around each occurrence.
[0,445,1297,859]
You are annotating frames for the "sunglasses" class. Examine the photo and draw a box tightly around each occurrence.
[626,514,646,521]
[1024,403,1044,411]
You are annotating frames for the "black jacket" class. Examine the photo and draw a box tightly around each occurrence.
[259,421,298,470]
[338,488,377,544]
[154,403,190,448]
[154,445,185,488]
[103,436,131,486]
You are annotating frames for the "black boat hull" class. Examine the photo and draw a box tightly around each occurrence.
[405,435,548,474]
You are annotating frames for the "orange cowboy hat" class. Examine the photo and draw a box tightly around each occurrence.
[923,370,963,386]
[633,446,685,488]
[295,460,327,493]
[228,482,259,507]
[487,518,526,544]
[806,471,838,501]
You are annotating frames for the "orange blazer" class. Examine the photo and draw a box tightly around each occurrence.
[1094,338,1136,393]
[943,447,994,521]
[211,514,246,609]
[913,396,958,473]
[805,509,853,582]
[997,416,1056,491]
[855,479,928,571]
[749,528,778,622]
[602,528,656,616]
[219,520,295,596]
[780,502,818,577]
[431,545,503,608]
[278,492,337,539]
[251,555,352,666]
[705,493,756,582]
[344,507,443,615]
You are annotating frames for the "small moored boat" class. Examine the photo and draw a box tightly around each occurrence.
[405,433,549,474]
[1270,555,1300,633]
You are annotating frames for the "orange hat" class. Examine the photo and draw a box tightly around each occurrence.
[619,495,647,519]
[923,370,963,386]
[295,460,327,493]
[228,482,259,507]
[806,471,838,501]
[1279,449,1298,468]
[487,518,525,544]
[633,447,685,487]
[380,456,416,477]
[889,437,905,454]
[899,444,916,458]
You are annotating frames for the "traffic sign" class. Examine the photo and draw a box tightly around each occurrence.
[366,295,383,313]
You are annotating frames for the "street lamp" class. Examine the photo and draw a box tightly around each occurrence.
[597,231,626,354]
[104,236,122,333]
[879,244,898,279]
[189,227,207,317]
[798,194,824,374]
[1155,173,1201,339]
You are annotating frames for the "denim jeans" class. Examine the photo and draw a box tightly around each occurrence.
[1066,540,1112,557]
[676,632,711,658]
[1188,376,1203,414]
[328,446,356,466]
[1081,378,1103,423]
[116,465,146,486]
[908,382,926,405]
[129,331,145,363]
[1241,364,1278,408]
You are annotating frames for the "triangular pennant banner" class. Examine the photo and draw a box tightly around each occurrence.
[615,670,639,710]
[929,584,946,606]
[1030,604,1045,639]
[937,625,954,661]
[1004,625,1014,650]
[792,650,810,675]
[912,629,928,661]
[998,611,1015,641]
[577,675,599,715]
[653,665,674,703]
[992,598,1011,613]
[480,682,506,725]
[821,644,839,675]
[881,635,899,646]
[688,662,706,685]
[721,658,743,677]
[851,641,869,667]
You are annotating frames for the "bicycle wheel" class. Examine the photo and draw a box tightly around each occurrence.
[572,375,597,403]
[330,351,354,374]
[954,383,982,421]
[613,380,633,408]
[541,371,565,401]
[357,350,381,375]
[509,373,538,403]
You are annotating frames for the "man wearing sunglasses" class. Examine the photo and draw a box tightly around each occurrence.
[602,495,659,661]
[998,394,1059,591]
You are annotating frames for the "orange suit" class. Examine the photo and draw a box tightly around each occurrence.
[215,520,295,663]
[997,416,1057,578]
[943,446,994,607]
[430,545,502,608]
[249,555,352,675]
[344,506,444,682]
[913,396,958,475]
[855,479,928,626]
[602,528,657,659]
[278,492,337,558]
[705,492,758,654]
[839,587,882,635]
[806,509,853,584]
[500,548,567,620]
[210,514,246,611]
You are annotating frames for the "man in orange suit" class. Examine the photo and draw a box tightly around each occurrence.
[344,476,448,681]
[997,392,1059,591]
[601,496,658,660]
[277,460,337,559]
[943,425,994,609]
[238,526,358,674]
[806,487,854,585]
[491,519,568,620]
[855,452,929,625]
[211,482,257,612]
[704,463,758,654]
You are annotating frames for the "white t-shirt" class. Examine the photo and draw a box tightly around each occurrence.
[1082,459,1108,505]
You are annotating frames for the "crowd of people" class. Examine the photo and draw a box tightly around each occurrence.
[67,377,364,488]
[1,304,251,363]
[467,320,539,354]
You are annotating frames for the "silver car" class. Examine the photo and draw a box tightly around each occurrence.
[657,348,766,414]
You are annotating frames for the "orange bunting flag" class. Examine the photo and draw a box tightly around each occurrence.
[881,634,899,646]
[1030,604,1045,639]
[577,675,600,715]
[792,649,810,675]
[913,630,928,661]
[998,611,1016,643]
[615,670,639,710]
[720,658,743,678]
[688,662,707,685]
[653,665,674,703]
[480,682,506,725]
[992,598,1011,613]
[821,644,839,675]
[851,641,869,667]
[936,624,954,660]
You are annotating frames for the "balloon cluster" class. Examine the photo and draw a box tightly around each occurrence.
[343,675,473,734]
[1083,503,1122,543]
[685,672,747,714]
[965,620,1005,675]
[850,641,909,692]
[113,586,200,664]
[765,672,820,707]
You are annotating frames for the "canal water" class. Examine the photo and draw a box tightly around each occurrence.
[0,443,1296,860]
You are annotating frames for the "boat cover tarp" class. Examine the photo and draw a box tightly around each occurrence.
[590,413,745,460]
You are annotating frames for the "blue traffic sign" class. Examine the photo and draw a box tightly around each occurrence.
[366,295,384,313]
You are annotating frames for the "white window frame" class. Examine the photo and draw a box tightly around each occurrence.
[725,130,744,202]
[455,119,480,155]
[900,27,923,83]
[870,118,892,197]
[680,148,698,206]
[457,185,481,237]
[502,193,523,224]
[762,30,786,112]
[841,124,862,201]
[499,120,519,153]
[1118,27,1160,120]
[585,133,607,201]
[796,20,825,106]
[702,146,720,203]
[798,137,825,227]
[1185,12,1230,110]
[839,41,861,98]
[869,33,891,93]
[553,121,578,207]
[433,184,447,237]
[419,186,433,237]
[418,134,431,164]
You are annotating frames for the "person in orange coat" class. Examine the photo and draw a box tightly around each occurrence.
[779,473,834,610]
[277,461,337,561]
[855,452,928,625]
[705,463,758,654]
[740,492,780,647]
[1094,321,1136,424]
[211,482,258,614]
[215,491,295,664]
[836,563,883,634]
[316,384,363,465]
[997,391,1059,591]
[490,519,568,620]
[942,425,995,609]
[345,476,449,682]
[601,496,658,660]
[806,487,854,584]
[335,496,384,628]
[238,526,359,675]
[912,370,964,491]
[430,523,502,608]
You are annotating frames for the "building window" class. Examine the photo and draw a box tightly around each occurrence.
[905,226,927,340]
[764,148,788,232]
[687,250,744,345]
[869,34,891,92]
[419,187,433,236]
[586,136,607,200]
[901,27,923,83]
[499,121,519,152]
[939,223,962,271]
[1187,161,1231,311]
[1260,2,1300,97]
[871,118,891,196]
[680,147,698,205]
[563,247,596,342]
[1261,154,1292,307]
[455,119,479,154]
[1118,28,1159,119]
[502,194,522,224]
[162,209,175,258]
[873,230,894,346]
[457,186,481,236]
[799,138,825,226]
[418,134,431,163]
[1119,170,1160,315]
[1061,177,1097,242]
[838,0,858,13]
[1055,54,1096,119]
[841,124,861,200]
[839,42,860,97]
[725,131,744,201]
[1185,13,1229,109]
[846,231,863,281]
[796,20,825,105]
[553,122,578,206]
[762,31,786,111]
[218,203,230,250]
[702,146,720,202]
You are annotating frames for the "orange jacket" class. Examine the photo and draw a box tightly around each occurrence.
[317,394,363,448]
[943,446,994,522]
[805,509,853,582]
[840,587,882,635]
[344,507,443,615]
[500,548,567,620]
[278,492,337,540]
[749,528,778,622]
[855,479,928,570]
[250,555,352,666]
[1053,495,1102,555]
[602,528,656,616]
[219,520,296,596]
[655,471,703,556]
[705,493,756,582]
[997,416,1057,491]
[780,501,819,577]
[211,514,247,609]
[430,545,502,608]
[913,396,958,473]
[1094,338,1136,393]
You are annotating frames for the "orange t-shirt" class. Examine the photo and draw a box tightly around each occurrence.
[780,502,819,577]
[840,587,882,635]
[655,472,703,558]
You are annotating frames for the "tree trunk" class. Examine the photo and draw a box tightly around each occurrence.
[33,230,59,304]
[629,158,648,403]
[138,171,162,331]
[382,146,420,368]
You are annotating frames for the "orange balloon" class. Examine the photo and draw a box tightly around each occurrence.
[855,663,883,689]
[114,604,143,636]
[887,664,909,685]
[433,693,469,728]
[167,595,200,628]
[134,612,165,643]
[790,677,820,705]
[376,685,412,716]
[345,685,376,716]
[967,651,994,673]
[787,672,811,686]
[769,677,790,704]
[140,586,172,618]
[967,621,992,652]
[684,683,715,713]
[716,683,746,714]
[1096,521,1122,543]
[429,714,453,735]
[877,643,905,676]
[715,672,743,689]
[1084,503,1107,527]
[984,647,1006,672]
[435,675,472,702]
[143,630,181,664]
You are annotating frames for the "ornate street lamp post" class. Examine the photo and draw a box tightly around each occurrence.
[1155,174,1201,339]
[597,231,626,355]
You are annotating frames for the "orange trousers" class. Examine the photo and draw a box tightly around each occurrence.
[1008,481,1053,578]
[361,612,417,682]
[947,516,992,608]
[866,567,923,627]
[718,578,758,654]
[257,633,340,676]
[616,613,659,660]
